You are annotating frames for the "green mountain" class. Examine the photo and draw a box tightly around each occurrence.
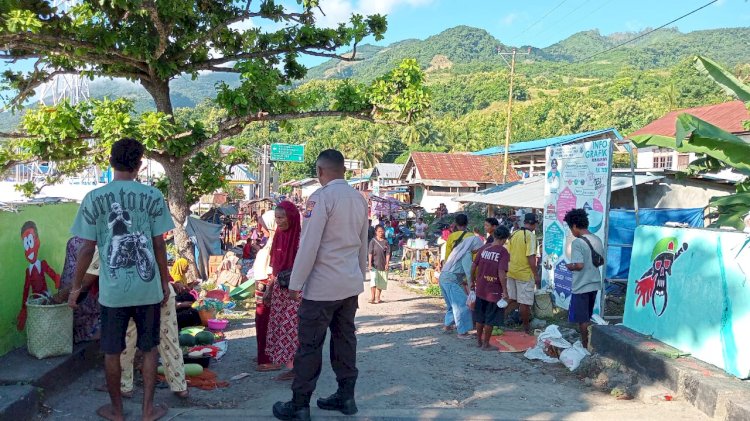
[304,25,750,81]
[2,25,749,132]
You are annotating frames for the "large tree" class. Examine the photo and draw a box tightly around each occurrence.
[0,1,429,267]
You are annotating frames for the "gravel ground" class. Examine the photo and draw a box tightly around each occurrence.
[36,278,707,420]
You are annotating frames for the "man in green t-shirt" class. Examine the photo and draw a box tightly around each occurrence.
[68,138,173,421]
[505,213,540,334]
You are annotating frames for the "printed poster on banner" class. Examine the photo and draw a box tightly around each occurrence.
[541,139,612,311]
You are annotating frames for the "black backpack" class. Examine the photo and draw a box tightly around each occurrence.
[580,235,605,267]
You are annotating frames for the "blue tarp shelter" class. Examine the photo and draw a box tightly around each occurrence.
[607,208,705,281]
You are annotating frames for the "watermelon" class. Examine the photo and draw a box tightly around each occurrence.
[179,334,197,347]
[195,331,215,345]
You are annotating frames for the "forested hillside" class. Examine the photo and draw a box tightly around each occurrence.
[2,25,748,181]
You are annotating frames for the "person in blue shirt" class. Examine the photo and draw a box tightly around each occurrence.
[68,138,174,421]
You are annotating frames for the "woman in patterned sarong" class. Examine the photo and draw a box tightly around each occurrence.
[265,200,302,381]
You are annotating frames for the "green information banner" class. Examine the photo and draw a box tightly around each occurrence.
[270,143,304,162]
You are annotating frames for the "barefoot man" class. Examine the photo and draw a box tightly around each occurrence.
[69,138,173,421]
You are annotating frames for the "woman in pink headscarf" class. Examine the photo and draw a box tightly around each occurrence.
[264,201,302,381]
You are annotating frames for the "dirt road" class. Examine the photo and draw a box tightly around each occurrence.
[37,280,707,420]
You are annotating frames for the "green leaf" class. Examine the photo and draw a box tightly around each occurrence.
[694,55,750,102]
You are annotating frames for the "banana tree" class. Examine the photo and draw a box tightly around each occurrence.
[631,56,750,229]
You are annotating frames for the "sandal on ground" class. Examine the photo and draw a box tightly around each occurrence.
[256,363,283,372]
[456,333,473,340]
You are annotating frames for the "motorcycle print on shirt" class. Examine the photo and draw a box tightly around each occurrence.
[107,202,155,282]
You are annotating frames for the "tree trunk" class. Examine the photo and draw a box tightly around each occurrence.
[143,79,174,116]
[160,158,201,280]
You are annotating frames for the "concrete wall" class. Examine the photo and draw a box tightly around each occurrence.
[610,178,733,210]
[0,203,79,356]
[623,225,750,378]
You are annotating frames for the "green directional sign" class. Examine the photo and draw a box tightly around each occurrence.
[270,143,305,162]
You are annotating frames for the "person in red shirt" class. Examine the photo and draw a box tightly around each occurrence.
[18,221,60,331]
[470,226,511,349]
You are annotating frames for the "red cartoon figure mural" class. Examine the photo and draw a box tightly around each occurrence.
[634,237,688,317]
[18,221,60,330]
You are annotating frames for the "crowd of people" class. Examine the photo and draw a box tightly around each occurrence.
[59,137,603,421]
[436,209,604,350]
[63,140,370,421]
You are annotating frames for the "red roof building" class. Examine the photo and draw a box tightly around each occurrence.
[397,152,520,212]
[630,100,750,137]
[630,101,750,171]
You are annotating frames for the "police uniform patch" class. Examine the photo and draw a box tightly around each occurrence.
[304,201,316,218]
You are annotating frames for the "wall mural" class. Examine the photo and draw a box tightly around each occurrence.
[0,203,78,356]
[624,225,750,379]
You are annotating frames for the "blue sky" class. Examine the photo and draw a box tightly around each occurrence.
[3,0,749,81]
[310,0,749,51]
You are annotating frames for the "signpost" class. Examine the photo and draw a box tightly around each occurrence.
[270,143,304,162]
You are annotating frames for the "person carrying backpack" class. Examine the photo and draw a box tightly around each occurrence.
[563,208,605,349]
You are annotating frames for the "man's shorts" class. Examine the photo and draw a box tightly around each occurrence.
[100,303,161,354]
[474,297,504,327]
[568,291,597,324]
[506,277,535,306]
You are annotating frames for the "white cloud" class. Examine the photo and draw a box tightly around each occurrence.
[501,13,518,26]
[229,18,254,31]
[314,0,433,28]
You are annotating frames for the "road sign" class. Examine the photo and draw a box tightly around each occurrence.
[270,143,304,162]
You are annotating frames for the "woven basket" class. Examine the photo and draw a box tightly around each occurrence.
[26,294,73,359]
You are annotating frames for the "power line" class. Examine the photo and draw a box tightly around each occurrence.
[534,0,592,40]
[572,0,719,63]
[512,0,570,43]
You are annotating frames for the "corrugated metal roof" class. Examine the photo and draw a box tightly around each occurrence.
[473,128,623,156]
[227,165,257,185]
[408,152,521,183]
[629,101,750,137]
[374,163,404,179]
[454,175,663,209]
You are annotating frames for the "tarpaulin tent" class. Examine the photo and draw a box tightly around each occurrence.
[186,216,223,279]
[607,208,704,281]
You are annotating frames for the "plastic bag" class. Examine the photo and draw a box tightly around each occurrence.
[466,291,476,310]
[560,340,590,371]
[524,325,572,364]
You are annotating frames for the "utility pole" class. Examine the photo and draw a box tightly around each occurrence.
[498,47,531,183]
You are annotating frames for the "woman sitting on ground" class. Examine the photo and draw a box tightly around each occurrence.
[265,201,302,381]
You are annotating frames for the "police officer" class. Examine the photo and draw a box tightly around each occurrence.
[273,149,369,421]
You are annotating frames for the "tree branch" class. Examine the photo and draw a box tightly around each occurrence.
[184,110,396,160]
[143,0,171,59]
[0,131,29,139]
[0,34,149,72]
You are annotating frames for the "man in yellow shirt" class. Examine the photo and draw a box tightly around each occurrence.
[444,214,470,263]
[505,213,540,334]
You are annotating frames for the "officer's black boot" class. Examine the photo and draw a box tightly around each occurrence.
[317,378,358,415]
[273,393,311,421]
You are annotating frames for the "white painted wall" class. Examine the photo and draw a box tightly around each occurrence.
[418,193,463,214]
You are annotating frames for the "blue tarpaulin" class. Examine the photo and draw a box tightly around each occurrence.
[607,208,704,281]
